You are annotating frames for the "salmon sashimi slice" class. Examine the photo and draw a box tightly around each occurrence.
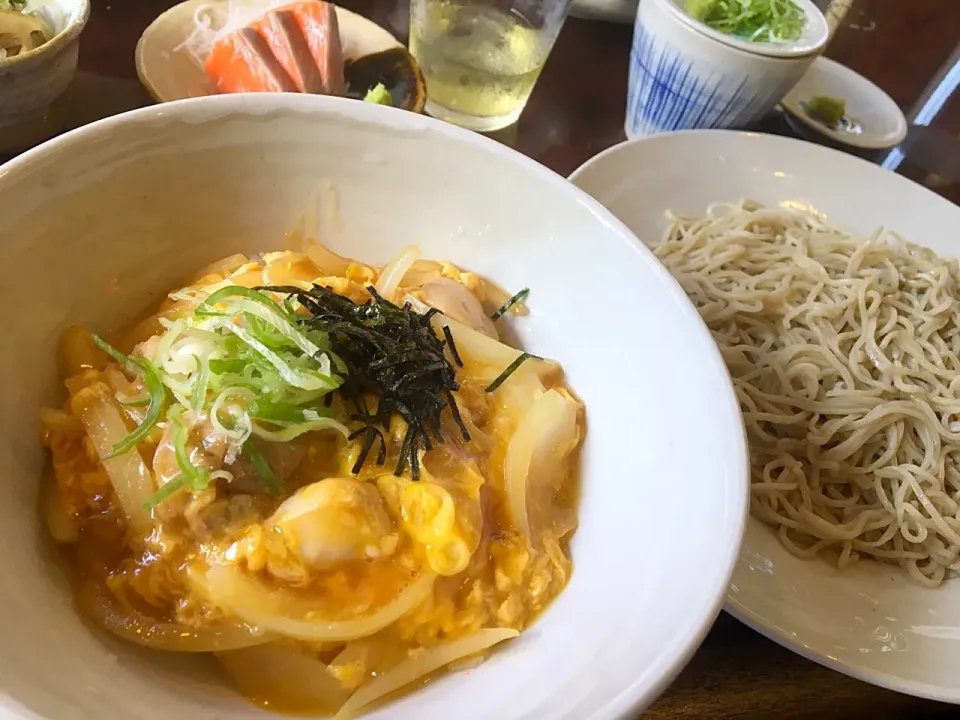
[203,1,346,97]
[256,9,326,94]
[280,1,345,96]
[204,26,297,94]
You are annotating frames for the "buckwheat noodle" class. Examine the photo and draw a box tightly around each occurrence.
[655,200,960,587]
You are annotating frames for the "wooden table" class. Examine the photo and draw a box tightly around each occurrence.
[7,1,960,717]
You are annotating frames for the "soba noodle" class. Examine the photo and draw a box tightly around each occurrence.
[656,200,960,587]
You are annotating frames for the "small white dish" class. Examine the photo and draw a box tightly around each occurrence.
[626,0,828,138]
[781,56,908,151]
[0,0,89,152]
[570,129,960,704]
[136,0,401,103]
[0,94,749,720]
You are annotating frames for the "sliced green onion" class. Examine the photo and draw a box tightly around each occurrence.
[241,439,283,496]
[250,417,350,443]
[249,400,313,423]
[92,335,166,458]
[209,358,246,374]
[197,286,324,358]
[141,474,190,510]
[172,417,210,491]
[210,387,255,443]
[189,354,211,414]
[223,318,339,392]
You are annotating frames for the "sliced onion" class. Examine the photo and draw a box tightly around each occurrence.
[70,384,155,532]
[375,245,421,301]
[504,389,580,540]
[193,253,250,282]
[336,628,519,720]
[425,312,553,386]
[78,582,273,652]
[39,407,84,434]
[401,259,444,289]
[42,473,78,544]
[303,240,353,277]
[196,565,435,642]
[216,642,349,714]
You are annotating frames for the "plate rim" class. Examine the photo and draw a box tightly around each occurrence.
[568,128,960,706]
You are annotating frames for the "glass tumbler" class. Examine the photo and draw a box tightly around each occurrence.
[409,0,572,131]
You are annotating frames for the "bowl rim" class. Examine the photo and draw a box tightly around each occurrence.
[650,0,829,60]
[0,92,751,720]
[780,56,909,150]
[0,0,90,69]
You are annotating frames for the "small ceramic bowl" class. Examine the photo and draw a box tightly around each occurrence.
[136,0,426,112]
[781,56,908,151]
[0,0,90,152]
[626,0,828,138]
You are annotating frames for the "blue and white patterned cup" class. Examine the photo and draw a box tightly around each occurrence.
[626,0,828,138]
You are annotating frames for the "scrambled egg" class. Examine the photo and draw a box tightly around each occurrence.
[41,249,581,715]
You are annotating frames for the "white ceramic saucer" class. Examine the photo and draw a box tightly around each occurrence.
[781,56,908,151]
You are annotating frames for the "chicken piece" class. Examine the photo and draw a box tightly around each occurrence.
[419,278,499,339]
[267,477,397,570]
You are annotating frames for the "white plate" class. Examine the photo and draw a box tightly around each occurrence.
[569,130,960,704]
[781,57,908,150]
[0,94,748,719]
[135,0,400,103]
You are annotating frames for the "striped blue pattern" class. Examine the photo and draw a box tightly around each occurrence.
[627,21,752,135]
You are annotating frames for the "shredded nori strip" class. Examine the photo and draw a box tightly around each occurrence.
[442,324,463,367]
[259,284,470,480]
[491,287,530,321]
[486,352,538,393]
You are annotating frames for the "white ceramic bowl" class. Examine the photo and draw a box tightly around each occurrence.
[570,130,960,703]
[0,0,89,152]
[781,56,908,151]
[626,0,828,137]
[0,94,748,720]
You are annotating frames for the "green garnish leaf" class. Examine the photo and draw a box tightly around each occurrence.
[92,335,166,458]
[686,0,805,43]
[242,438,283,496]
[364,83,392,106]
[172,415,210,491]
[806,95,846,126]
[141,474,190,510]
